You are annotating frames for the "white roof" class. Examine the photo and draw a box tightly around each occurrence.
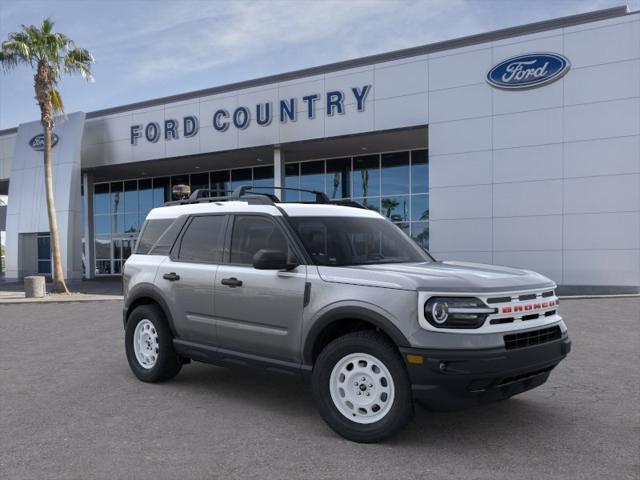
[145,201,382,220]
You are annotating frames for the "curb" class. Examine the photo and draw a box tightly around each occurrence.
[0,295,123,305]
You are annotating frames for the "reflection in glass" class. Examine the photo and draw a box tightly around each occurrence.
[253,166,274,191]
[124,180,138,213]
[411,222,429,250]
[110,182,123,216]
[381,152,409,195]
[211,171,230,197]
[411,149,428,193]
[94,183,110,215]
[96,260,111,275]
[124,213,139,233]
[94,215,110,235]
[381,196,409,222]
[95,236,111,259]
[326,158,350,199]
[411,194,429,221]
[353,155,380,199]
[300,161,325,200]
[111,213,124,234]
[38,260,52,274]
[138,179,153,216]
[37,235,51,260]
[190,172,209,193]
[153,177,170,207]
[230,168,252,192]
[284,163,300,201]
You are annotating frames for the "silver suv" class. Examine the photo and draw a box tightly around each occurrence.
[123,187,571,443]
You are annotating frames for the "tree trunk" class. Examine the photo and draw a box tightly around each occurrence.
[43,123,69,293]
[35,63,69,294]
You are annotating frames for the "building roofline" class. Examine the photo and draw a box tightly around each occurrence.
[0,5,632,136]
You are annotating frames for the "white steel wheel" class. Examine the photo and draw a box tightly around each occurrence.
[329,352,395,424]
[133,319,159,369]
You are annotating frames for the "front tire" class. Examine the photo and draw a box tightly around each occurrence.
[125,304,182,382]
[312,331,414,443]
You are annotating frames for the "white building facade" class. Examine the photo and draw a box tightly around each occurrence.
[0,6,638,293]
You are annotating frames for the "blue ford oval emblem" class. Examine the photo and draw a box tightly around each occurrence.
[487,53,570,90]
[29,133,59,151]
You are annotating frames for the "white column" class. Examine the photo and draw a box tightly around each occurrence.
[82,171,95,279]
[273,146,285,201]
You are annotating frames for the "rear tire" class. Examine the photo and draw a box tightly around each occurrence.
[312,331,414,443]
[125,304,182,382]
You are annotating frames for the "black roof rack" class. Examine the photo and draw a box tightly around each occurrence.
[232,185,330,203]
[163,185,365,209]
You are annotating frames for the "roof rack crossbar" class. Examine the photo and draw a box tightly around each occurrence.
[233,185,330,203]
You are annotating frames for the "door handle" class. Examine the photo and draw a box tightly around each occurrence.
[221,277,243,288]
[162,272,180,282]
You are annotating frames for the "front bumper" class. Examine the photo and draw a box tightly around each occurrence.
[400,333,571,411]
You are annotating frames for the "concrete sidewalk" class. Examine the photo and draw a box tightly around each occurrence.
[0,277,123,303]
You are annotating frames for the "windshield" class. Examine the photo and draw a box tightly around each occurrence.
[288,216,432,266]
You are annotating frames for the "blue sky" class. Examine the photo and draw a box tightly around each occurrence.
[0,0,632,129]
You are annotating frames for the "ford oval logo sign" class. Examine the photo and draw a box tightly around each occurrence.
[487,53,570,90]
[29,133,59,151]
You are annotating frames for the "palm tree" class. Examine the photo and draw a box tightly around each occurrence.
[0,19,94,293]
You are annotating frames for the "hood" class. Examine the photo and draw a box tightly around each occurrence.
[317,261,555,293]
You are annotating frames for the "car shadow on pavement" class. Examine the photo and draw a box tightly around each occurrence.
[145,361,567,445]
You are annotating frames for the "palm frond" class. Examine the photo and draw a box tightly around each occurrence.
[50,88,64,114]
[64,47,94,81]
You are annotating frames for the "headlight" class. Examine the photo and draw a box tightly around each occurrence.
[424,297,495,329]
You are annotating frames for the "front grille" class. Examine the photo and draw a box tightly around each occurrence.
[504,326,561,350]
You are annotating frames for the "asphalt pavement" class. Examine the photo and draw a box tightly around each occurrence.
[0,297,638,479]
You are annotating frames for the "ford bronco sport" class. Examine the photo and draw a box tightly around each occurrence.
[123,186,571,443]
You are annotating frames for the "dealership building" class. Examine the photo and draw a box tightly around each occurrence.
[0,6,638,292]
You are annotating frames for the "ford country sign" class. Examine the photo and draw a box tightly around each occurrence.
[29,133,59,151]
[487,53,570,90]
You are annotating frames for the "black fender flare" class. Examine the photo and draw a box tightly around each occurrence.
[302,305,410,365]
[123,283,177,337]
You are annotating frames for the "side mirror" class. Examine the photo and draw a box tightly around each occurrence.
[252,249,297,270]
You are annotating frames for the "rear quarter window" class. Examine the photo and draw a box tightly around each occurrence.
[136,219,176,255]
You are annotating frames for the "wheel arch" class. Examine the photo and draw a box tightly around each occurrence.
[303,306,410,365]
[124,283,177,337]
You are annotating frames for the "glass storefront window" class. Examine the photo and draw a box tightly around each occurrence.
[91,149,429,274]
[411,222,429,250]
[381,152,410,195]
[353,154,380,199]
[411,149,429,193]
[284,163,300,201]
[153,177,170,207]
[95,236,110,259]
[94,183,110,215]
[138,178,153,217]
[211,171,230,197]
[381,195,409,222]
[94,215,110,235]
[326,158,350,199]
[300,161,325,200]
[190,172,209,193]
[253,166,274,191]
[124,180,138,213]
[230,168,252,192]
[411,194,429,221]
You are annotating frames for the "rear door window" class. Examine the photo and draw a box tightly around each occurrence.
[177,215,227,263]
